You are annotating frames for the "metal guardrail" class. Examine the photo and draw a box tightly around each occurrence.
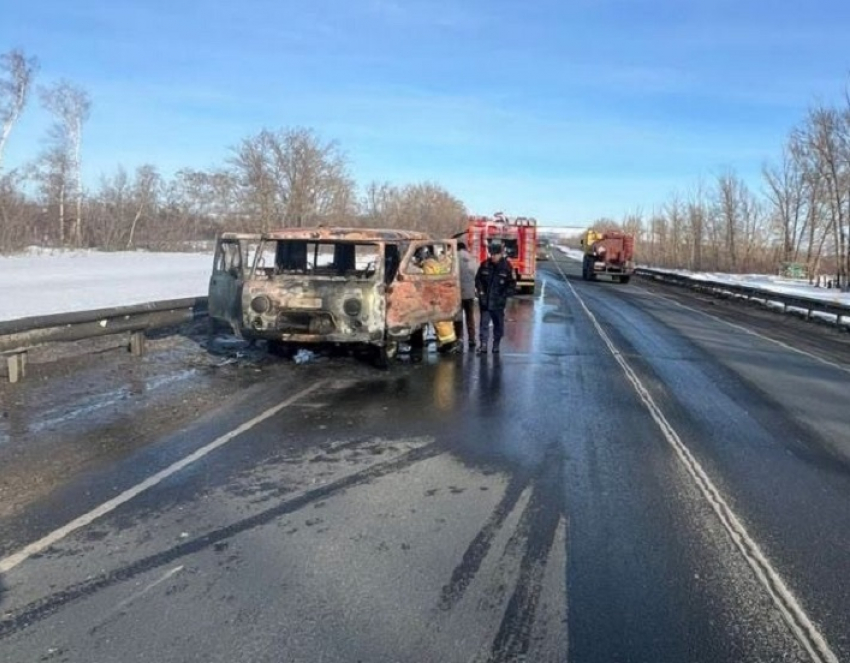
[1,297,208,383]
[634,268,850,328]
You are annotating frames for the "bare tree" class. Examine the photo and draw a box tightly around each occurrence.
[229,127,355,231]
[361,181,395,227]
[126,165,161,248]
[360,181,467,236]
[621,210,644,240]
[645,211,666,267]
[35,142,70,245]
[796,107,849,288]
[715,172,742,271]
[89,166,131,249]
[85,165,162,250]
[0,49,38,170]
[0,170,40,251]
[159,168,239,245]
[763,142,808,268]
[685,181,709,271]
[663,197,686,267]
[40,81,91,246]
[589,217,621,232]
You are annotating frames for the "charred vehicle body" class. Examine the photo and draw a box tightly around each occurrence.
[209,228,461,365]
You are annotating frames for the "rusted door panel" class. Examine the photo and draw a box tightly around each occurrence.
[209,236,256,333]
[386,240,461,334]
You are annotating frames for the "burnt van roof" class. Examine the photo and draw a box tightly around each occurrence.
[262,227,433,242]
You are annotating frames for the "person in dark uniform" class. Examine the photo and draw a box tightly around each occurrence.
[474,242,516,354]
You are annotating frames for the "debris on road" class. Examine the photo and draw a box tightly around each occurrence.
[294,349,316,364]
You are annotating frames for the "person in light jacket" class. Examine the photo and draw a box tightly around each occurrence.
[453,242,477,350]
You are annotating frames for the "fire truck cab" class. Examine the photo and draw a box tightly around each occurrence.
[464,213,538,294]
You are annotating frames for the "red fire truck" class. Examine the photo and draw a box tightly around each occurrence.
[463,213,538,294]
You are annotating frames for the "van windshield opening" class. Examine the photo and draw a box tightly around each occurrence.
[256,240,380,279]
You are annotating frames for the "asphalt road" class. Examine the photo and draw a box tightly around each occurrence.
[1,255,849,662]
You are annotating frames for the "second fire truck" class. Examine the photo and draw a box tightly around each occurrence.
[463,213,538,294]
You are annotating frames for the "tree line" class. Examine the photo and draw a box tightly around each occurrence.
[585,86,850,288]
[0,49,468,254]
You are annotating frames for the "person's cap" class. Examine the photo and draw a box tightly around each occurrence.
[457,241,467,251]
[488,242,503,254]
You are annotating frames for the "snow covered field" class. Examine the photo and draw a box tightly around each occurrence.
[0,249,213,322]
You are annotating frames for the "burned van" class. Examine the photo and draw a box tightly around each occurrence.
[208,228,461,365]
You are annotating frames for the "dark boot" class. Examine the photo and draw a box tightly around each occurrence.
[492,341,500,354]
[438,340,461,355]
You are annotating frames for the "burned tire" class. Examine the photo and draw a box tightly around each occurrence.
[620,275,631,284]
[372,340,398,369]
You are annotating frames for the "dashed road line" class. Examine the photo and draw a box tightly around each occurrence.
[0,380,328,575]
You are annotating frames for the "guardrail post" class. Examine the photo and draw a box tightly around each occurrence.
[129,330,146,357]
[6,351,27,383]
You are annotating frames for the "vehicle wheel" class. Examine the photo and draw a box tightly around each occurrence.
[268,340,297,359]
[373,340,398,369]
[408,329,425,362]
[584,258,597,281]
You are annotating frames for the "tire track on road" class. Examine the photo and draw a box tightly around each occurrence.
[437,472,533,611]
[0,441,443,639]
[486,458,565,663]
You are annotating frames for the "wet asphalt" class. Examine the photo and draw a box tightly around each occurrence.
[1,256,849,662]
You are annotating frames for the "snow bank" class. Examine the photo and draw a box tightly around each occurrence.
[652,268,850,306]
[0,250,213,322]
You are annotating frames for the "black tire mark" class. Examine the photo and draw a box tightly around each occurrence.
[0,443,441,640]
[488,462,564,663]
[438,472,532,611]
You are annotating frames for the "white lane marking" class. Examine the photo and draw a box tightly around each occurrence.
[553,262,838,663]
[0,380,328,575]
[630,283,850,375]
[116,565,184,610]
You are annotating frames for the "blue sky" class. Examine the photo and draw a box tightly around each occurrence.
[3,0,850,225]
